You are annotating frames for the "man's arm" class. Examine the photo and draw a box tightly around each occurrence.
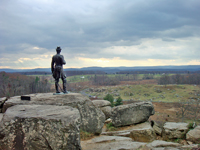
[51,57,55,73]
[61,55,66,65]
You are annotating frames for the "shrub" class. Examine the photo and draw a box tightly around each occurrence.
[106,123,117,131]
[104,94,114,107]
[80,130,94,140]
[115,96,123,106]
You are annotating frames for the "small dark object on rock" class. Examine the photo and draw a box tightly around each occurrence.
[21,96,31,101]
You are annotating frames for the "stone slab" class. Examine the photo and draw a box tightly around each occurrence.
[0,105,81,150]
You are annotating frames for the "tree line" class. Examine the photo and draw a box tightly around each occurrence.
[158,73,200,86]
[0,72,51,98]
[90,73,200,86]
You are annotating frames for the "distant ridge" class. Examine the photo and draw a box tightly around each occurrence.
[0,68,51,73]
[1,65,200,73]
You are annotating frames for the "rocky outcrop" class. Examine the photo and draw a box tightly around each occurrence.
[92,100,111,119]
[186,126,200,143]
[163,122,189,140]
[2,93,105,134]
[81,135,146,150]
[130,122,156,142]
[0,105,81,150]
[111,101,154,127]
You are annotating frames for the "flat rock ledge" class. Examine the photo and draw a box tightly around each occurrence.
[81,136,189,150]
[81,135,146,150]
[145,140,182,149]
[101,122,156,141]
[2,93,105,134]
[0,105,81,150]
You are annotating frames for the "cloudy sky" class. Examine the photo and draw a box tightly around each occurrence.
[0,0,200,69]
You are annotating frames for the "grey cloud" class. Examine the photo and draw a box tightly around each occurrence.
[0,0,200,68]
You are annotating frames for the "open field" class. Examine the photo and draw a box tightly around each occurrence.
[28,74,200,103]
[27,74,200,124]
[85,82,200,102]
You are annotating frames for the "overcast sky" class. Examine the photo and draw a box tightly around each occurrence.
[0,0,200,69]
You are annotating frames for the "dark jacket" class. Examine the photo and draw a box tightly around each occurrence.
[51,54,66,79]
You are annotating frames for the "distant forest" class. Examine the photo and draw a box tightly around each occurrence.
[17,70,199,76]
[0,72,51,98]
[1,70,200,98]
[1,65,200,76]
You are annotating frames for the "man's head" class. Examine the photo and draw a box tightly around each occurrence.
[56,46,62,53]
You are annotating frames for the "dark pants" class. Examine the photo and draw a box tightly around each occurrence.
[53,66,67,93]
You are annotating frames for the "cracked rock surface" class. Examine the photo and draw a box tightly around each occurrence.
[2,93,105,134]
[0,105,81,150]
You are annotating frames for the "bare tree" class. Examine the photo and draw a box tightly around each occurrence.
[158,74,170,87]
[175,100,191,122]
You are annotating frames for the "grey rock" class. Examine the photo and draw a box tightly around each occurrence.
[102,122,157,140]
[111,101,154,127]
[163,122,189,139]
[92,100,111,107]
[152,148,180,150]
[92,100,112,119]
[81,135,146,150]
[2,93,105,134]
[186,126,200,143]
[0,105,81,150]
[101,130,131,137]
[181,144,199,149]
[152,121,163,136]
[146,140,181,148]
[0,113,3,122]
[105,118,112,124]
[101,106,112,119]
[130,122,156,142]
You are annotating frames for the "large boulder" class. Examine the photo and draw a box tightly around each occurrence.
[186,126,200,143]
[163,122,189,139]
[130,122,156,142]
[0,105,81,150]
[2,93,105,134]
[92,100,111,119]
[111,101,154,127]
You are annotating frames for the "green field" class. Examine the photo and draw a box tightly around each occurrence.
[86,84,200,102]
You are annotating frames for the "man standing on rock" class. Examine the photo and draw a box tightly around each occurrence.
[51,46,68,93]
